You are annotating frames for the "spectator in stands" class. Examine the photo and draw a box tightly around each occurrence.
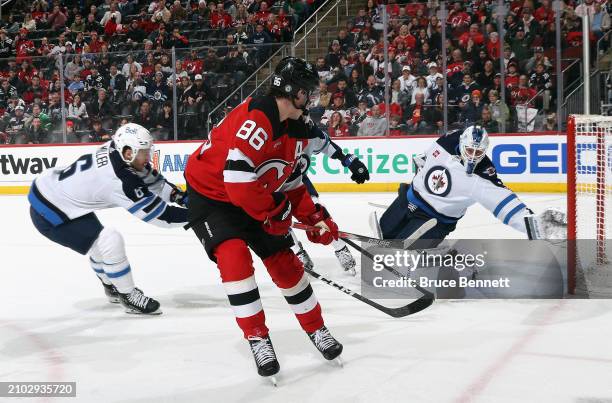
[592,2,611,41]
[487,89,510,132]
[108,63,126,97]
[478,106,499,133]
[358,103,387,136]
[447,2,470,31]
[148,71,170,106]
[462,90,485,125]
[126,19,146,45]
[315,57,332,82]
[335,78,357,108]
[525,47,552,74]
[45,92,64,127]
[505,61,520,90]
[133,99,156,130]
[25,103,51,130]
[23,75,48,105]
[425,62,442,89]
[529,62,553,111]
[48,5,67,31]
[68,93,89,128]
[0,78,18,108]
[360,75,384,107]
[404,92,428,133]
[70,13,86,33]
[7,105,27,143]
[85,13,103,35]
[410,76,429,105]
[325,40,345,69]
[122,54,142,78]
[155,101,174,140]
[328,111,350,137]
[152,2,172,24]
[22,116,51,143]
[510,74,537,107]
[88,118,111,142]
[249,23,273,65]
[204,47,222,73]
[321,92,350,126]
[476,60,496,91]
[88,88,114,123]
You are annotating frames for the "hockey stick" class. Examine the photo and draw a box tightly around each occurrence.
[292,218,436,250]
[304,265,433,318]
[368,202,390,209]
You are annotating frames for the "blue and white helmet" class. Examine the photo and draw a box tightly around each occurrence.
[113,123,154,164]
[459,125,489,175]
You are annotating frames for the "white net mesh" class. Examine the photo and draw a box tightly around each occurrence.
[571,115,612,297]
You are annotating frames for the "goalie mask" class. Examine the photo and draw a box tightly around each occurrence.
[459,125,489,175]
[113,123,154,164]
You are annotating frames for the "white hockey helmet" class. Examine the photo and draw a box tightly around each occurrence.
[113,123,154,164]
[459,125,489,175]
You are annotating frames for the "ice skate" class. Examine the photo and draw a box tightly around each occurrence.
[119,288,161,315]
[248,336,280,385]
[307,326,343,365]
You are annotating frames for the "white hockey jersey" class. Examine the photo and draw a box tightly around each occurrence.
[409,131,529,233]
[29,141,187,228]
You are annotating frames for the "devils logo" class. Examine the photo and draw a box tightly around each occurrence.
[255,159,296,191]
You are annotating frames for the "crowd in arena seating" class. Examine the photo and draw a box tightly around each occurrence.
[0,0,608,143]
[309,0,609,136]
[0,0,322,144]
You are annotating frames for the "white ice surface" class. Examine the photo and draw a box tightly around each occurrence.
[1,193,612,403]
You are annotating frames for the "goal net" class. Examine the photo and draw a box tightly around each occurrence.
[567,115,612,297]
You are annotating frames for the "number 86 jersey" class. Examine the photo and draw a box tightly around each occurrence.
[30,140,185,228]
[185,96,311,222]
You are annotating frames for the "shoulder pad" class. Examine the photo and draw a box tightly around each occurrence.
[475,156,506,188]
[248,96,282,139]
[436,130,461,156]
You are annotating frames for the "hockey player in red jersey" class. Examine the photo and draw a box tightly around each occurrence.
[184,57,343,382]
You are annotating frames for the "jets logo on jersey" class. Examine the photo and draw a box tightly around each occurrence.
[424,165,452,197]
[255,159,295,191]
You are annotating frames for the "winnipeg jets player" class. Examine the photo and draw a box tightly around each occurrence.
[291,122,370,276]
[378,125,566,247]
[28,123,188,314]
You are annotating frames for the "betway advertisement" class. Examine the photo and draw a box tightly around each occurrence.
[0,134,567,193]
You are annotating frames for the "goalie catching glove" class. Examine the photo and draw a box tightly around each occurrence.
[524,208,567,240]
[302,204,339,245]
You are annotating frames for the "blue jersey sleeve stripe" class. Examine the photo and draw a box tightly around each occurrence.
[28,188,64,226]
[493,194,518,218]
[106,266,131,278]
[503,203,527,225]
[143,202,167,222]
[128,195,156,213]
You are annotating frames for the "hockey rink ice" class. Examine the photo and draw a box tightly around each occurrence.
[2,192,612,403]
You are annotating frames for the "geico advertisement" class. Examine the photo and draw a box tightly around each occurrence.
[0,135,567,187]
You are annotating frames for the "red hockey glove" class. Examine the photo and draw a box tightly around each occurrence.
[303,204,339,245]
[262,192,292,236]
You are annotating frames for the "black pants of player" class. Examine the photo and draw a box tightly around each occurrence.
[186,185,294,261]
[30,207,103,255]
[380,183,457,249]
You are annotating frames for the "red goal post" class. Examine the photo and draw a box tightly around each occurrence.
[567,114,612,297]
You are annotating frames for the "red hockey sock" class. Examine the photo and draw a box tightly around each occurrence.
[214,239,269,338]
[263,250,324,333]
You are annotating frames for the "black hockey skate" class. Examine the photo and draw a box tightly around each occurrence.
[335,245,356,276]
[296,241,314,270]
[308,326,343,362]
[248,335,280,384]
[101,281,120,304]
[119,288,161,315]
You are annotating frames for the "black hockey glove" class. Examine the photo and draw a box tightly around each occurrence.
[170,188,188,206]
[342,154,370,184]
